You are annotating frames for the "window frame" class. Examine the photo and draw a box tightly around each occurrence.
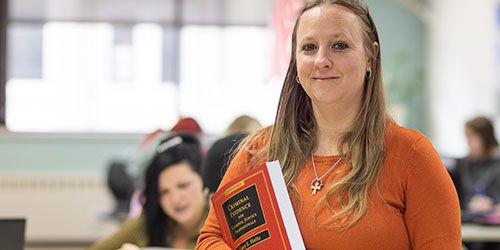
[1,0,8,126]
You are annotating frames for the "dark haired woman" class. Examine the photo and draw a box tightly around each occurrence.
[89,134,208,250]
[453,116,500,211]
[454,116,500,250]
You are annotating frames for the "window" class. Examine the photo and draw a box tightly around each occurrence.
[4,0,276,134]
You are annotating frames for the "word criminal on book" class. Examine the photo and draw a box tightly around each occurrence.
[211,161,305,250]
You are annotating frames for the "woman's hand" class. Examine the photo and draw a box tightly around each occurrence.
[117,243,141,250]
[469,195,494,213]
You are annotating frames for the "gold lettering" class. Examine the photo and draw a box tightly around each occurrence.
[244,213,257,222]
[234,219,256,234]
[231,220,244,231]
[249,235,261,244]
[227,195,250,211]
[229,202,252,218]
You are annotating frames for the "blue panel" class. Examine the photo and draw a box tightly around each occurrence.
[498,3,500,28]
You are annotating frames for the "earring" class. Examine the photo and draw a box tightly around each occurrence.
[296,75,301,84]
[203,187,209,198]
[366,68,372,79]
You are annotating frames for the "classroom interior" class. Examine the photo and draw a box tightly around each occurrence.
[1,0,500,249]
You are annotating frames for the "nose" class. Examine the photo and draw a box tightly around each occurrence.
[169,189,183,204]
[315,48,333,69]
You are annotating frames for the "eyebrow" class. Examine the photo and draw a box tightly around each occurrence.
[299,31,354,43]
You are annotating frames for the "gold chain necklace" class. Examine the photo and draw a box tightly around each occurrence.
[310,153,342,195]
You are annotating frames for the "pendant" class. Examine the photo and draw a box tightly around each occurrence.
[311,178,324,195]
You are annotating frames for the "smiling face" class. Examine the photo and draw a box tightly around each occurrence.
[296,4,370,111]
[158,161,205,228]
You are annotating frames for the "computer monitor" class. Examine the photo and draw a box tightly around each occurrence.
[0,218,26,250]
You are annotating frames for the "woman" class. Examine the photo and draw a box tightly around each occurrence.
[455,117,500,250]
[454,116,500,212]
[90,134,208,250]
[197,0,461,249]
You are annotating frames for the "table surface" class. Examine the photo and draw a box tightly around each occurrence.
[462,223,500,242]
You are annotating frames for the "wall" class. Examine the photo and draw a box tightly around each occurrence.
[367,0,428,133]
[0,130,141,245]
[0,129,141,173]
[428,0,499,157]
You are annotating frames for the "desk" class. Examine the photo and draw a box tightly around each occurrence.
[462,223,500,242]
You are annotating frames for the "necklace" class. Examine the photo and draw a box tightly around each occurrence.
[310,153,342,195]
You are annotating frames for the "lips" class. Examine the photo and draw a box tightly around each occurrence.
[174,205,188,214]
[312,76,339,80]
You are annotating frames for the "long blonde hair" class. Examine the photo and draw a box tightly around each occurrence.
[240,0,387,229]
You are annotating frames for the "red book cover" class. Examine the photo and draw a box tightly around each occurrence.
[210,161,305,250]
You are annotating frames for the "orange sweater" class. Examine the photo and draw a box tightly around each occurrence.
[196,122,461,249]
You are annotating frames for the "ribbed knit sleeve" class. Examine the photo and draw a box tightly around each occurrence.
[403,135,462,249]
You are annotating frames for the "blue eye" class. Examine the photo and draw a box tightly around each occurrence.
[302,44,316,51]
[333,43,348,50]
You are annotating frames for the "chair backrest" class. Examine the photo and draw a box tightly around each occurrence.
[0,218,25,250]
[107,161,135,221]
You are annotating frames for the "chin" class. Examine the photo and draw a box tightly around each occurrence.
[175,214,193,226]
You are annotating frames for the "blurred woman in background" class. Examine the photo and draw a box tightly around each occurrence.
[455,116,500,212]
[454,116,500,250]
[89,134,208,250]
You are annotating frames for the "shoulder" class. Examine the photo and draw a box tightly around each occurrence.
[384,120,439,160]
[119,215,147,231]
[384,120,442,171]
[245,126,271,150]
[385,120,428,150]
[88,215,147,250]
[382,122,456,202]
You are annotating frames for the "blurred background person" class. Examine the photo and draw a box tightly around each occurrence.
[106,117,204,221]
[450,116,500,213]
[139,117,204,152]
[448,116,500,250]
[89,134,209,250]
[200,115,262,194]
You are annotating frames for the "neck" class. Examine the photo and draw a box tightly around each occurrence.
[488,146,499,158]
[175,206,204,237]
[174,222,197,240]
[469,146,499,160]
[312,102,359,156]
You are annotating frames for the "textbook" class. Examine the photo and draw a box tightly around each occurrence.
[210,161,305,250]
